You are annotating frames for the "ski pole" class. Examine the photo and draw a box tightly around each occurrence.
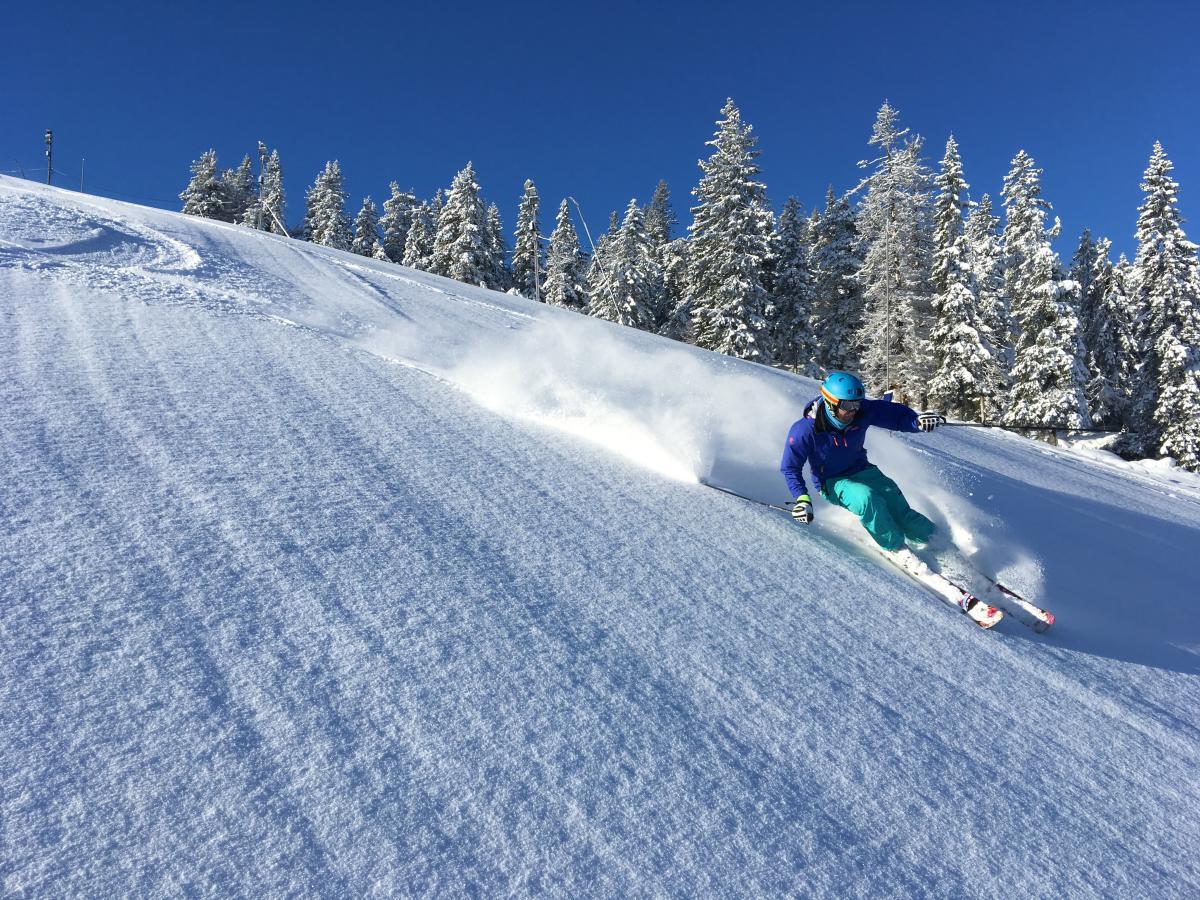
[699,481,793,513]
[940,422,1124,434]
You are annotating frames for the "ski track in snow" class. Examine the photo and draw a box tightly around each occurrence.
[2,176,1200,897]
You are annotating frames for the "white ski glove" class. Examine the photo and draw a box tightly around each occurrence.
[791,494,814,524]
[917,412,947,432]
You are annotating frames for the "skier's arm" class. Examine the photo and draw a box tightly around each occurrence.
[863,398,921,433]
[780,421,814,498]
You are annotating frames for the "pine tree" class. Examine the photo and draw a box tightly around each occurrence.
[511,179,543,299]
[219,155,255,224]
[180,150,228,220]
[928,136,994,419]
[1121,143,1200,469]
[351,197,381,257]
[645,179,676,250]
[588,198,659,329]
[626,198,664,327]
[430,190,444,224]
[643,180,677,325]
[242,145,287,235]
[658,238,692,340]
[686,99,774,360]
[430,163,491,286]
[379,182,417,263]
[301,161,351,250]
[1001,151,1090,433]
[265,149,287,235]
[771,197,816,371]
[1073,230,1114,424]
[584,216,617,321]
[1079,237,1134,428]
[1114,254,1141,412]
[402,202,435,270]
[1070,229,1100,334]
[964,192,1011,412]
[543,199,587,309]
[484,203,510,291]
[809,188,864,372]
[854,103,935,401]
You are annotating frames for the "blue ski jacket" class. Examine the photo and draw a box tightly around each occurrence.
[780,396,921,499]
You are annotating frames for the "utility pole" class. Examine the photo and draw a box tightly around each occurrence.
[255,141,268,231]
[80,158,85,192]
[44,130,53,184]
[533,233,542,302]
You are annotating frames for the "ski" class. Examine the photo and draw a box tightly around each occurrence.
[914,544,1055,633]
[878,547,1004,629]
[975,574,1055,633]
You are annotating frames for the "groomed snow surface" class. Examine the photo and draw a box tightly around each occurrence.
[2,176,1199,897]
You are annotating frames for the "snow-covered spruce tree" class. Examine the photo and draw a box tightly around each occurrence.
[302,161,352,250]
[587,199,659,329]
[430,189,444,222]
[964,193,1010,416]
[1077,236,1134,428]
[1070,229,1100,330]
[484,203,510,291]
[240,144,266,229]
[180,149,229,220]
[583,213,619,321]
[686,99,774,360]
[1072,230,1115,423]
[771,197,817,372]
[429,163,492,287]
[657,238,692,340]
[402,202,435,270]
[1000,150,1090,434]
[511,180,543,299]
[854,103,935,402]
[928,136,994,419]
[1114,254,1142,393]
[379,182,418,263]
[620,198,663,328]
[351,197,381,257]
[1120,143,1200,469]
[809,187,864,372]
[644,179,677,326]
[220,155,255,224]
[263,149,287,234]
[543,199,587,309]
[242,145,287,235]
[645,179,677,255]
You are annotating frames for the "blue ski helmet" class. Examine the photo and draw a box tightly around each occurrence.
[820,371,866,408]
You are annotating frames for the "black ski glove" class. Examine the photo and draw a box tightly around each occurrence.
[917,413,947,432]
[791,494,814,524]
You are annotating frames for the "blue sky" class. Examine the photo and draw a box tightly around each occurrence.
[5,0,1198,259]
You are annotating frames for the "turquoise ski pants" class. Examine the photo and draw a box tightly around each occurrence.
[822,465,935,551]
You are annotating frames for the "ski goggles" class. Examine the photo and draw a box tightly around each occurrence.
[834,399,862,412]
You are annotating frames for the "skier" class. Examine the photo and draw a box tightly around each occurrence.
[781,372,946,566]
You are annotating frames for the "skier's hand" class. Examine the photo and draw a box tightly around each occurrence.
[917,412,947,432]
[791,495,814,524]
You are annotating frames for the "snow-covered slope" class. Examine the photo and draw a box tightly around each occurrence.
[2,176,1198,897]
